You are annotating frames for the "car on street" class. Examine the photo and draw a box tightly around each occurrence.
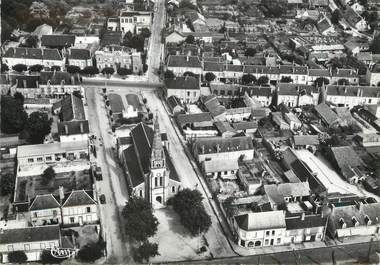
[99,194,106,204]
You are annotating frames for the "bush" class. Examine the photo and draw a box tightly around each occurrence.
[29,64,44,72]
[242,74,256,85]
[0,174,15,196]
[280,76,293,83]
[205,72,216,82]
[1,63,9,73]
[1,95,27,134]
[8,251,27,263]
[77,242,104,262]
[66,65,81,74]
[143,64,148,73]
[26,111,53,144]
[82,66,99,76]
[133,241,159,262]
[164,70,175,79]
[257,76,269,85]
[185,35,195,44]
[40,250,66,264]
[41,166,55,186]
[244,48,256,57]
[51,66,61,71]
[12,64,27,72]
[102,67,115,75]
[314,77,330,87]
[117,67,132,76]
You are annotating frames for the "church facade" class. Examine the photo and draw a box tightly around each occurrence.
[121,119,181,208]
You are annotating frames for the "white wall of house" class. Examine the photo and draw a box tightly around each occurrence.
[30,208,61,225]
[167,89,200,104]
[59,133,89,143]
[62,205,98,225]
[195,149,254,163]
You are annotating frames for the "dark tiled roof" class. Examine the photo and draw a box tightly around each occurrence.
[285,214,326,230]
[242,86,272,97]
[279,65,308,75]
[308,68,330,77]
[165,76,200,90]
[0,225,60,244]
[69,48,91,60]
[167,95,183,110]
[204,61,223,72]
[330,146,364,172]
[293,135,319,146]
[123,146,145,187]
[314,103,340,126]
[100,31,123,46]
[332,68,358,78]
[326,85,380,98]
[108,93,125,113]
[232,121,258,130]
[317,17,332,33]
[62,190,96,207]
[29,194,60,211]
[3,47,62,61]
[60,94,85,121]
[176,113,213,126]
[331,202,380,229]
[278,83,314,96]
[131,123,153,174]
[12,75,39,88]
[41,34,75,47]
[40,71,80,85]
[167,55,202,68]
[193,136,253,155]
[57,120,89,136]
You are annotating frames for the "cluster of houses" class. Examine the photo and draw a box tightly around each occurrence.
[0,89,101,263]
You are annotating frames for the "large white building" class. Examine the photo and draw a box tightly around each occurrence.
[107,10,152,34]
[325,85,380,107]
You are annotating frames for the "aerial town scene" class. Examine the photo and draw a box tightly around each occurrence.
[0,0,380,264]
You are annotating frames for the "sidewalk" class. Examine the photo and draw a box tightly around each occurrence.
[82,73,148,83]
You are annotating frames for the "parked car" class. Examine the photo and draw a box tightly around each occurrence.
[99,194,106,204]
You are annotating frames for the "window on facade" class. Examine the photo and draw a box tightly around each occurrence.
[213,90,218,95]
[139,190,143,197]
[227,90,232,96]
[7,245,13,252]
[86,207,91,213]
[220,90,225,95]
[172,186,175,193]
[224,171,228,175]
[24,244,30,251]
[272,230,275,236]
[28,158,34,163]
[234,90,239,96]
[159,177,163,186]
[369,99,372,104]
[266,231,270,236]
[70,217,75,223]
[154,177,158,187]
[277,238,281,244]
[46,156,52,161]
[34,212,38,218]
[187,91,190,96]
[264,239,269,245]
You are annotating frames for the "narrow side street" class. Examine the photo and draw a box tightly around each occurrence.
[85,87,132,263]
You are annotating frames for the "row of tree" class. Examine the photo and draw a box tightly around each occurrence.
[1,93,52,143]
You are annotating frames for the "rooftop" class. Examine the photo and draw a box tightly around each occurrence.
[235,210,286,231]
[0,225,60,245]
[17,141,88,158]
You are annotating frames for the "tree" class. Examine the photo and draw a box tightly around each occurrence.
[66,65,81,74]
[122,197,159,242]
[331,10,341,24]
[102,67,115,76]
[314,77,330,87]
[183,71,195,77]
[128,35,145,51]
[257,75,269,85]
[51,66,61,71]
[41,166,55,186]
[0,174,15,196]
[244,48,256,57]
[168,189,211,236]
[164,70,175,79]
[141,28,151,38]
[134,241,159,262]
[72,90,83,98]
[82,66,99,76]
[143,64,148,73]
[179,0,197,10]
[1,95,27,134]
[77,242,104,262]
[337,78,349,85]
[40,250,66,264]
[185,35,195,44]
[117,67,132,76]
[370,34,380,54]
[8,251,27,263]
[12,64,27,73]
[26,111,53,144]
[242,74,256,85]
[14,92,25,105]
[280,76,293,83]
[29,64,44,72]
[205,72,216,83]
[377,81,380,87]
[1,63,9,73]
[23,35,39,48]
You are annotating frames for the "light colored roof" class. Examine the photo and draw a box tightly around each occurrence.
[62,190,96,207]
[264,182,311,205]
[235,210,286,231]
[17,141,88,158]
[203,159,239,173]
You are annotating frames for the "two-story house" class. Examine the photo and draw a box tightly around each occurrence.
[29,194,62,226]
[2,48,65,69]
[67,48,93,69]
[167,55,202,76]
[164,76,200,103]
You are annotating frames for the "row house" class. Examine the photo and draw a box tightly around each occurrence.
[95,45,143,73]
[2,47,65,69]
[9,72,83,100]
[0,225,61,263]
[366,64,380,86]
[192,136,254,163]
[107,10,152,34]
[166,55,203,76]
[331,69,359,85]
[67,48,93,69]
[29,190,99,226]
[233,210,327,248]
[16,141,89,176]
[325,85,380,107]
[164,76,200,104]
[275,83,318,107]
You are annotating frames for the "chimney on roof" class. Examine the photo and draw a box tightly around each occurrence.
[59,186,64,203]
[80,122,84,133]
[64,124,69,135]
[301,212,305,221]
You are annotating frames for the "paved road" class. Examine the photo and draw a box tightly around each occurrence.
[182,240,380,265]
[83,78,161,88]
[86,87,132,263]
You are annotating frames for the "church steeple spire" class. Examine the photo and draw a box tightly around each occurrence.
[151,114,165,168]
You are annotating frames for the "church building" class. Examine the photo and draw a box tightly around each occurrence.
[121,118,181,208]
